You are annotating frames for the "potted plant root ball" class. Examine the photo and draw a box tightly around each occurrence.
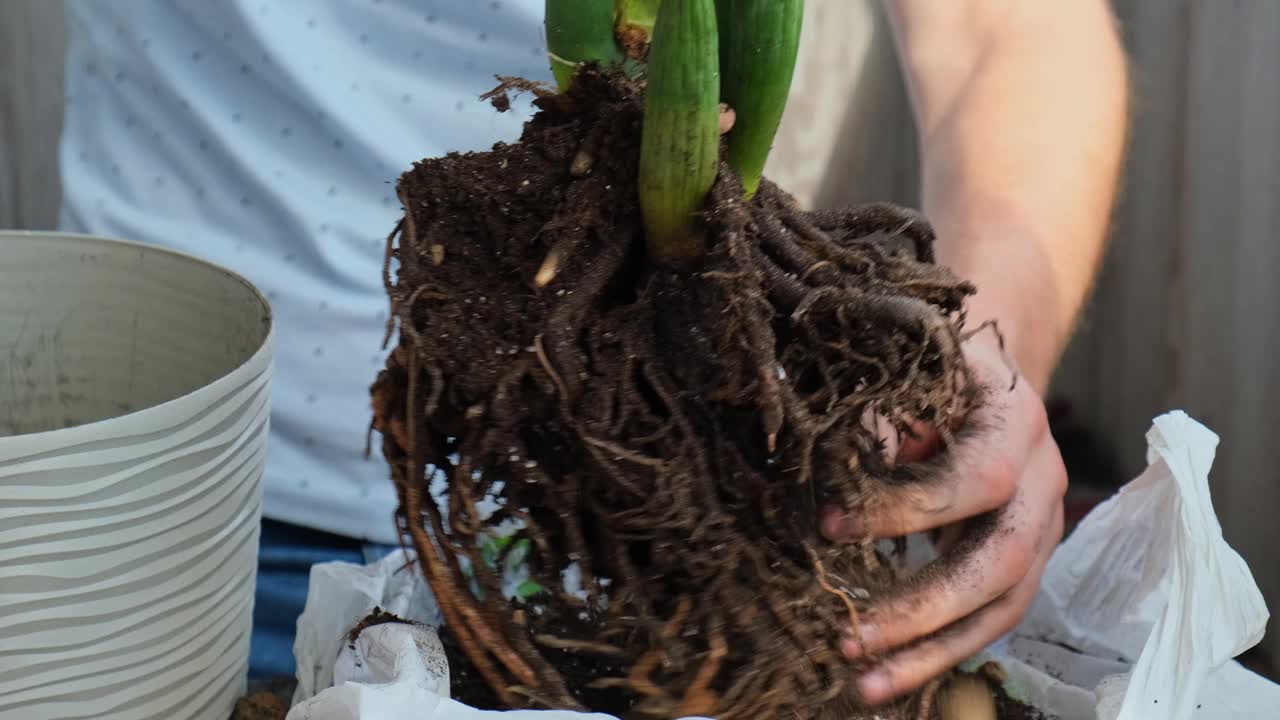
[371,1,1041,718]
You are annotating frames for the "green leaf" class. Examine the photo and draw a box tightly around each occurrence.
[480,538,500,568]
[516,580,546,598]
[507,538,531,567]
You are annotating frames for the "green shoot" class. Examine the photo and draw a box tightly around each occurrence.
[637,0,721,264]
[716,0,804,198]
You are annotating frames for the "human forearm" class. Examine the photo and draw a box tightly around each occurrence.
[885,0,1130,391]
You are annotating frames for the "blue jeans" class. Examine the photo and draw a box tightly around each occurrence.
[249,518,399,680]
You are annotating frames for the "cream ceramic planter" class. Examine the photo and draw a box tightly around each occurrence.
[0,231,273,720]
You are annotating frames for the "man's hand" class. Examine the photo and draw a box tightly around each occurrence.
[821,333,1068,705]
[817,0,1123,704]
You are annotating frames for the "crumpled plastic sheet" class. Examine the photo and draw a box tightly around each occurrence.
[979,411,1280,719]
[285,411,1280,720]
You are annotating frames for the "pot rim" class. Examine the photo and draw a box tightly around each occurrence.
[0,229,275,449]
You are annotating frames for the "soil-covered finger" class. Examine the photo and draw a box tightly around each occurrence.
[853,503,1062,706]
[823,415,1015,541]
[840,438,1066,659]
[824,343,1049,543]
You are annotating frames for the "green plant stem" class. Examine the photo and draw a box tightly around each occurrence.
[615,0,663,57]
[546,0,625,89]
[716,0,804,197]
[638,0,721,265]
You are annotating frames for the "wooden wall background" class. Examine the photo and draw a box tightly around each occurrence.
[1067,0,1280,662]
[3,0,1278,661]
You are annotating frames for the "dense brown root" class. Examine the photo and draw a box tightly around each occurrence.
[371,68,977,719]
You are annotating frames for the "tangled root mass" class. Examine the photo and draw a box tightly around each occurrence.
[371,68,978,719]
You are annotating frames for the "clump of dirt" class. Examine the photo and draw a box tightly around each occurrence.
[371,66,981,719]
[346,606,413,644]
[996,692,1049,720]
[229,677,294,720]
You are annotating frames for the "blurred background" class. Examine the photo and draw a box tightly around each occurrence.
[3,0,1276,676]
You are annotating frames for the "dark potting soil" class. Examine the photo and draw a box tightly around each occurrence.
[229,659,1049,719]
[441,614,639,716]
[371,66,988,719]
[448,620,1049,720]
[226,616,1046,719]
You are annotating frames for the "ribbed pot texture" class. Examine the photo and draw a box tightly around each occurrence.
[0,231,273,720]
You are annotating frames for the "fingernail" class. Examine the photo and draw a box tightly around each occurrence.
[841,623,878,659]
[840,633,862,658]
[823,511,861,540]
[859,622,879,651]
[856,668,891,703]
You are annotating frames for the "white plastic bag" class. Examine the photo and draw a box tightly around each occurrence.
[290,548,442,705]
[286,549,626,720]
[287,411,1280,719]
[980,411,1280,719]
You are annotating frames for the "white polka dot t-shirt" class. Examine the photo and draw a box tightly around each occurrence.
[57,0,551,544]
